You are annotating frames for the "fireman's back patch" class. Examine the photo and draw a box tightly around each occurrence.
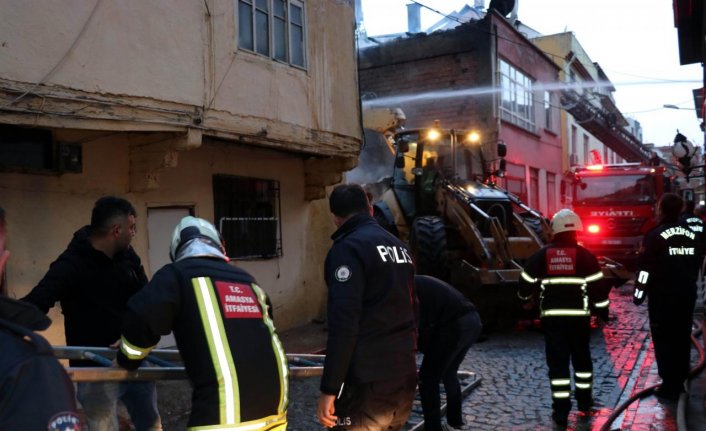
[546,248,576,275]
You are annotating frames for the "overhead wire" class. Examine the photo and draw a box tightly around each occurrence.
[4,0,103,107]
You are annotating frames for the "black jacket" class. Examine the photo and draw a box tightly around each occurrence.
[22,226,148,366]
[117,256,288,429]
[518,236,609,317]
[321,213,417,395]
[0,297,80,430]
[414,275,477,353]
[634,220,700,306]
[679,212,706,258]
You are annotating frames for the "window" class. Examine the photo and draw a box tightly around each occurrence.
[213,174,282,260]
[583,134,589,164]
[529,167,539,210]
[499,59,535,132]
[547,172,556,215]
[544,91,552,131]
[238,0,306,68]
[0,125,81,173]
[503,162,527,204]
[570,125,577,157]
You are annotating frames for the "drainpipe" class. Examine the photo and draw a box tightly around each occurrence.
[407,3,421,33]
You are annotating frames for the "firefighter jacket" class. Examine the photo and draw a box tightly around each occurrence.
[22,226,148,366]
[117,255,288,431]
[518,237,608,317]
[0,297,80,431]
[679,212,706,258]
[633,220,700,305]
[321,213,417,395]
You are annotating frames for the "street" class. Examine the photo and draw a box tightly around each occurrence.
[284,281,700,431]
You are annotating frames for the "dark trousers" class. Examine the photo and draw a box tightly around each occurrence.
[332,372,417,431]
[649,296,695,392]
[542,316,592,415]
[419,311,482,431]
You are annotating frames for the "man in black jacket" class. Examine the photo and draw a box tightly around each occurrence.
[633,193,700,400]
[0,206,81,430]
[518,209,609,427]
[117,216,288,430]
[415,275,482,431]
[22,196,161,431]
[316,184,417,431]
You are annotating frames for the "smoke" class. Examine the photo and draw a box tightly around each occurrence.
[345,129,395,187]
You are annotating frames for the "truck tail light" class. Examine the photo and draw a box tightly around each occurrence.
[587,224,600,234]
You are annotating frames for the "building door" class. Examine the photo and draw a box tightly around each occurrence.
[146,206,193,348]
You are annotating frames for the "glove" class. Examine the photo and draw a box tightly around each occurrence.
[633,287,646,305]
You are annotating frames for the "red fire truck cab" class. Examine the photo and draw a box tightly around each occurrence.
[562,163,671,270]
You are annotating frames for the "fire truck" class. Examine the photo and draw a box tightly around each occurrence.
[562,163,671,271]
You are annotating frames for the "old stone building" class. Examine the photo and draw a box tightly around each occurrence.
[0,0,360,342]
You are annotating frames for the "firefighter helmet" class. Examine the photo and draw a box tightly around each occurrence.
[550,209,583,234]
[169,216,222,261]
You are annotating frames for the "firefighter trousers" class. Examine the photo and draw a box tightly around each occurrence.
[542,316,592,415]
[649,296,695,393]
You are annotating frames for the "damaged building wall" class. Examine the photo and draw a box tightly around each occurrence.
[1,131,333,341]
[0,0,361,338]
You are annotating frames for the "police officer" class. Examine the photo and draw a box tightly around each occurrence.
[0,207,81,431]
[518,209,608,427]
[316,184,417,431]
[633,193,700,400]
[117,216,288,430]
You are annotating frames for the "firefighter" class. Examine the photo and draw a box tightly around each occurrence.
[316,184,417,431]
[633,193,700,400]
[116,216,288,430]
[518,209,609,427]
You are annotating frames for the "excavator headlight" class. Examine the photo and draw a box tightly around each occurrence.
[467,131,480,143]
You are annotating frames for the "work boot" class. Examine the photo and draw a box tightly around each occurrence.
[552,411,568,427]
[577,399,594,413]
[654,386,681,401]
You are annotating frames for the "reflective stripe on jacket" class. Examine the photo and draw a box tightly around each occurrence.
[518,238,608,317]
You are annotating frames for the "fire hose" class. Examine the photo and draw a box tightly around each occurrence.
[599,319,705,431]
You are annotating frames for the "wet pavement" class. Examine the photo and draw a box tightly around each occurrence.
[281,281,706,431]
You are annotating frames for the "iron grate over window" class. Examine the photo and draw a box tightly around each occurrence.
[213,174,282,260]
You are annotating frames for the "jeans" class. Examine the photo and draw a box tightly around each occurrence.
[77,381,161,431]
[419,311,482,431]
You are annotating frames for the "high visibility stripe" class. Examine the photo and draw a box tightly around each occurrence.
[193,277,240,425]
[251,283,289,414]
[542,309,591,317]
[637,271,649,285]
[576,383,592,389]
[575,372,592,379]
[593,299,610,308]
[585,271,604,282]
[550,379,571,386]
[521,271,538,283]
[552,391,571,399]
[542,277,586,285]
[634,289,644,299]
[119,336,153,360]
[188,412,287,431]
